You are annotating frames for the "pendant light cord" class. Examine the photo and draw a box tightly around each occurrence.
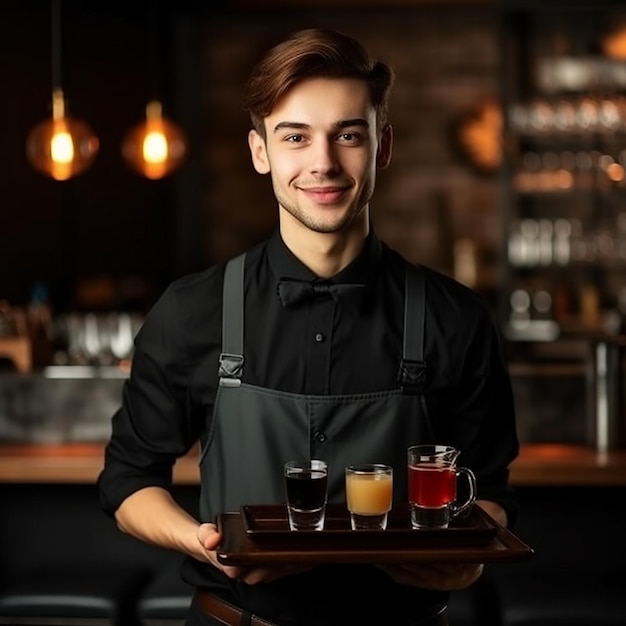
[51,0,62,91]
[147,0,161,103]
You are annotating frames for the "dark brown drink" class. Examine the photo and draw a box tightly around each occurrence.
[284,460,328,531]
[285,469,328,510]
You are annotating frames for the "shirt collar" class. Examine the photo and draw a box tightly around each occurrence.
[267,227,382,309]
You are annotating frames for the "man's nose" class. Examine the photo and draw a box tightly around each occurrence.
[310,139,340,174]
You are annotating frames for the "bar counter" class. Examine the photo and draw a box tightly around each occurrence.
[0,443,625,486]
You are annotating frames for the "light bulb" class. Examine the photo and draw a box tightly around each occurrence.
[26,88,99,181]
[121,100,187,179]
[143,131,168,163]
[51,131,74,163]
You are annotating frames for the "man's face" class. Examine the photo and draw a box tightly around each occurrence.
[248,78,392,236]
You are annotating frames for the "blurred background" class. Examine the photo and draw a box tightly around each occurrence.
[0,2,625,624]
[2,0,626,447]
[0,0,506,314]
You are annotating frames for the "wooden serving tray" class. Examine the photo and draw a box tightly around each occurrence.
[216,503,533,566]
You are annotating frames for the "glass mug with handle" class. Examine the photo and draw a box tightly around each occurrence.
[407,444,476,530]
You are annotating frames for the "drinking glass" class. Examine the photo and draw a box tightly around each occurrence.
[345,464,393,530]
[407,444,476,530]
[284,459,328,531]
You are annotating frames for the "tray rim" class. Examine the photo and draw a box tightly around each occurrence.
[240,502,497,543]
[216,505,534,566]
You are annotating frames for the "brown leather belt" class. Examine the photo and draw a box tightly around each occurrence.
[195,590,278,626]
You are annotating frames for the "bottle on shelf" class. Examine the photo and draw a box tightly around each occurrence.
[26,283,54,369]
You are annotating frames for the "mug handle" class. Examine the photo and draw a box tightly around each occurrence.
[450,466,477,518]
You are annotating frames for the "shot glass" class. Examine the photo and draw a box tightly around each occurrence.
[345,464,393,530]
[407,444,476,530]
[284,459,328,531]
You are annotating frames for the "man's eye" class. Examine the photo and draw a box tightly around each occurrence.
[338,132,361,143]
[286,134,305,143]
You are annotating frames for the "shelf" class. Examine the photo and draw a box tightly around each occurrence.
[43,365,130,379]
[509,362,586,377]
[0,443,624,487]
[499,1,626,342]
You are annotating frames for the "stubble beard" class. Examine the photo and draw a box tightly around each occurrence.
[274,181,374,234]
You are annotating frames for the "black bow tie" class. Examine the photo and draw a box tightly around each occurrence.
[277,278,366,314]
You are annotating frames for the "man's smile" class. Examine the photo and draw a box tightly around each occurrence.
[297,185,349,204]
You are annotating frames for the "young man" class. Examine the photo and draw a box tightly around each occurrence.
[98,28,518,626]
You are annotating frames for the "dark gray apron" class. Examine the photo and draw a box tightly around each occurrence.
[198,253,434,523]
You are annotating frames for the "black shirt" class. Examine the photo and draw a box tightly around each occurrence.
[98,228,519,624]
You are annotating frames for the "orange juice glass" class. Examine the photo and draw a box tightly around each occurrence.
[345,464,393,530]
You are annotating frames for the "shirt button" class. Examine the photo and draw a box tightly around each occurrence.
[314,430,327,443]
[314,333,325,343]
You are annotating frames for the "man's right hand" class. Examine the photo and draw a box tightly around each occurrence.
[197,522,314,584]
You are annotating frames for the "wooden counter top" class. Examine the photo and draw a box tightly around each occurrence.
[509,443,626,486]
[0,443,200,485]
[1,443,625,486]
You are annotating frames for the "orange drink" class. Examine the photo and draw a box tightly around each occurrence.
[345,464,393,530]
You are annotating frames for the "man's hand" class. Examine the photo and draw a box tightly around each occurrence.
[374,501,505,591]
[114,488,312,585]
[376,562,484,590]
[196,522,314,584]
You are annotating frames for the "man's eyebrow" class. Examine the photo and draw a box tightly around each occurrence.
[272,118,370,134]
[272,121,309,134]
[335,118,369,130]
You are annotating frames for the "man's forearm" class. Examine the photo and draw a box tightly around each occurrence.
[115,486,202,557]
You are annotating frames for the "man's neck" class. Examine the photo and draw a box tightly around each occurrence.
[279,213,369,278]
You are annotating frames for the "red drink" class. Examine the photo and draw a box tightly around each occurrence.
[408,463,456,508]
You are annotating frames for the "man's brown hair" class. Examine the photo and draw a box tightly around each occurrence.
[243,28,395,138]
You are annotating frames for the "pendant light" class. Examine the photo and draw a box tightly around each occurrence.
[26,0,99,181]
[121,100,187,180]
[121,1,187,179]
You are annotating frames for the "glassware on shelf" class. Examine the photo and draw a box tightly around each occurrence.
[52,312,143,367]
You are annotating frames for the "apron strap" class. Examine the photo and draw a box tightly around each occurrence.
[219,253,246,387]
[219,253,427,392]
[399,262,427,394]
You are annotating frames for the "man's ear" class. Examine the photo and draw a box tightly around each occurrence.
[248,129,270,174]
[376,124,393,169]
